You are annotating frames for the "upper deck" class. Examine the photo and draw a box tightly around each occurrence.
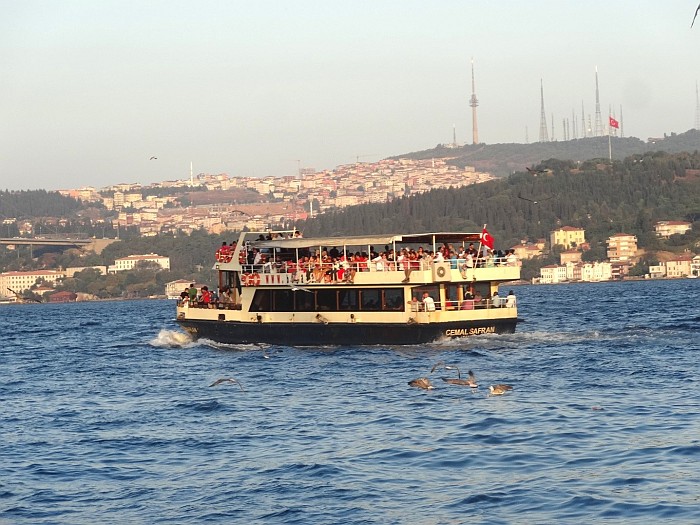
[214,230,521,288]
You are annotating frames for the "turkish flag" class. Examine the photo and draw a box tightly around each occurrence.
[609,116,619,129]
[480,228,494,249]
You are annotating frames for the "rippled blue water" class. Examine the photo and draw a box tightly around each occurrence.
[1,279,699,524]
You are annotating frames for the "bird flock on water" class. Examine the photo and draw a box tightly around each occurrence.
[408,360,513,397]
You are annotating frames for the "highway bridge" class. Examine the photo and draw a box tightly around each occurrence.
[0,237,116,254]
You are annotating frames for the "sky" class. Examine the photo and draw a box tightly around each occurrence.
[2,1,700,191]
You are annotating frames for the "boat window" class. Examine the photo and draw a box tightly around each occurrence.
[250,290,271,312]
[272,289,294,312]
[294,290,315,312]
[338,289,359,311]
[316,289,337,311]
[445,284,461,310]
[383,288,404,311]
[360,289,381,311]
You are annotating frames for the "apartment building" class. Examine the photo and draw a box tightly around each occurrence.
[607,233,638,262]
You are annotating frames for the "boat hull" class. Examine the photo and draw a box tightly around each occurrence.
[176,318,517,346]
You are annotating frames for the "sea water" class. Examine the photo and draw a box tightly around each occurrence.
[1,279,699,524]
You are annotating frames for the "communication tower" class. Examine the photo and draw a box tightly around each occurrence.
[469,58,479,144]
[594,67,604,137]
[695,82,700,130]
[539,79,549,142]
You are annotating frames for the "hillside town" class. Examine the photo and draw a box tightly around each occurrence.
[58,158,493,235]
[1,157,698,303]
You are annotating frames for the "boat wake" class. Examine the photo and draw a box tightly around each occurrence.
[150,329,195,348]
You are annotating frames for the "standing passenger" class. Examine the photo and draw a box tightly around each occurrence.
[422,292,436,312]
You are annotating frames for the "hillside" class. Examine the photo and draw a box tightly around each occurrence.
[394,129,700,178]
[297,150,700,257]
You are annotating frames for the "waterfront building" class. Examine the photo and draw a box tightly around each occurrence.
[606,233,638,262]
[654,221,692,238]
[109,254,170,273]
[550,226,586,250]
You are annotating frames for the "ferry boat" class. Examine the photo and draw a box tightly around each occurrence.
[175,230,521,345]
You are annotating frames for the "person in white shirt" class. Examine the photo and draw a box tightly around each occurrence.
[505,290,517,308]
[422,292,436,312]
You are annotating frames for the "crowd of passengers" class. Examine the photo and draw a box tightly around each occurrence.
[227,238,518,285]
[179,283,239,309]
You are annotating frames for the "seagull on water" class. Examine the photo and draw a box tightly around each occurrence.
[489,384,513,396]
[408,377,434,390]
[209,377,245,391]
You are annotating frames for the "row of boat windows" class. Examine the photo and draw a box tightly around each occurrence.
[249,288,411,313]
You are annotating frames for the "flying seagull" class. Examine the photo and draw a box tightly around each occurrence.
[489,384,513,396]
[408,377,434,390]
[517,193,553,204]
[149,156,158,160]
[526,167,547,174]
[692,3,700,27]
[431,361,478,387]
[442,369,478,388]
[209,377,245,391]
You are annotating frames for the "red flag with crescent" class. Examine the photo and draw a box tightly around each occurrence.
[480,227,494,249]
[609,116,619,129]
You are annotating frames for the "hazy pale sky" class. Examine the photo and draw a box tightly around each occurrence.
[3,1,699,191]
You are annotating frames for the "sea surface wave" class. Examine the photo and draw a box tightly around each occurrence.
[1,279,699,524]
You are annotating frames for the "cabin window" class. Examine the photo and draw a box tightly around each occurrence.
[294,290,315,312]
[272,289,294,312]
[383,288,404,311]
[250,290,271,312]
[316,289,337,311]
[360,289,381,311]
[445,284,461,310]
[338,289,359,311]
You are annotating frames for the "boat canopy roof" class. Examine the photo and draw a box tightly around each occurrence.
[250,232,483,250]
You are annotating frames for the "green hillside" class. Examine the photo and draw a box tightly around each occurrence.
[297,150,700,256]
[395,129,700,178]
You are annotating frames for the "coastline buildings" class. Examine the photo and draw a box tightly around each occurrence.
[109,254,170,273]
[0,270,66,294]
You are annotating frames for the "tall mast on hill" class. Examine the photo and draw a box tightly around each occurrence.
[539,79,549,142]
[594,67,604,137]
[469,58,479,144]
[695,81,700,130]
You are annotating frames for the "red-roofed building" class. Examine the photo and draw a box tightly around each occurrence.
[654,221,691,238]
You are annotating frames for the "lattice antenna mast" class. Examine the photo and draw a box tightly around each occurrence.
[539,79,549,142]
[469,58,479,144]
[619,105,624,138]
[594,67,604,137]
[581,101,586,138]
[695,81,700,130]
